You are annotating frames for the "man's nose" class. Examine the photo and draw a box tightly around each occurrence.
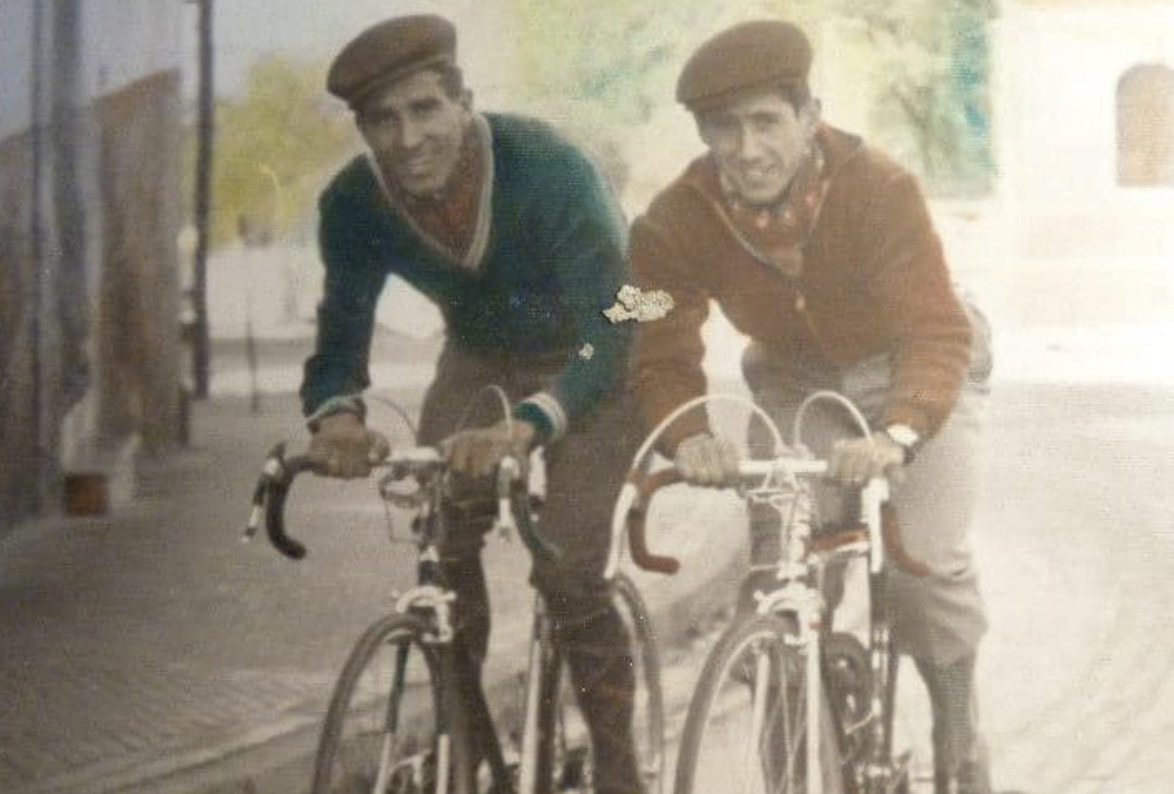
[397,117,427,150]
[736,126,766,161]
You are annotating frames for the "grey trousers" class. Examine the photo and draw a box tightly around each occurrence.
[742,344,990,667]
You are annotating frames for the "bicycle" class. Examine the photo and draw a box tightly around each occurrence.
[243,402,667,794]
[610,391,928,794]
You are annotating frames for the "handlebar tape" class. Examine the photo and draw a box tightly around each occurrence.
[626,469,682,575]
[261,443,315,560]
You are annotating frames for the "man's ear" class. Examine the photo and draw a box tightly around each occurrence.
[460,88,474,111]
[693,113,713,146]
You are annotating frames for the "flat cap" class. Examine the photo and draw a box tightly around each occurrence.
[677,20,812,112]
[327,15,457,108]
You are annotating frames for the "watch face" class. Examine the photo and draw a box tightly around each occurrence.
[886,424,919,448]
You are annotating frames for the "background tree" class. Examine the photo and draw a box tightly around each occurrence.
[508,0,996,197]
[185,55,356,250]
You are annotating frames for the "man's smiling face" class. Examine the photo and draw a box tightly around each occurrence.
[357,68,471,198]
[697,88,819,206]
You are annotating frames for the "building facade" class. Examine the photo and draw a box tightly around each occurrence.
[995,0,1174,262]
[0,0,186,535]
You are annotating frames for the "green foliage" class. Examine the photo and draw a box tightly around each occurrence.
[507,0,703,126]
[829,0,996,195]
[184,55,357,249]
[508,0,996,197]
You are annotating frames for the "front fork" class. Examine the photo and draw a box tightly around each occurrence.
[518,594,561,794]
[862,566,909,794]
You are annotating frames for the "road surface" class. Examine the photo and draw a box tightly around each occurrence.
[646,381,1174,794]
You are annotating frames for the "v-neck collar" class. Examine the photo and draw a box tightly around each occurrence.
[367,112,495,272]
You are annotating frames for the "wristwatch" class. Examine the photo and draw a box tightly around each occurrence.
[883,423,921,464]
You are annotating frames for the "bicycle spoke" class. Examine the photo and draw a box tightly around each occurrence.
[675,617,846,794]
[313,619,446,794]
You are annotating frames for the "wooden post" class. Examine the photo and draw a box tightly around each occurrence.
[191,0,215,398]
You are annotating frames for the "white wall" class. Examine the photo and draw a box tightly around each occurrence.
[0,0,185,142]
[0,0,36,140]
[83,0,184,100]
[995,3,1174,260]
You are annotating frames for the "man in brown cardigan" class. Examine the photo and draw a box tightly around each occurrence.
[629,20,997,794]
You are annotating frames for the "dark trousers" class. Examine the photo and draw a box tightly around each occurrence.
[417,341,645,794]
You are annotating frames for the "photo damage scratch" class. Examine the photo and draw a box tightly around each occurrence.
[603,284,675,324]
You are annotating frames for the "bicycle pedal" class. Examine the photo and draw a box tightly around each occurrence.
[557,746,590,790]
[887,750,915,794]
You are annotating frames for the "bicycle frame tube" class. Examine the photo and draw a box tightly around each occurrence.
[806,632,823,794]
[370,641,413,794]
[518,594,552,794]
[385,641,411,733]
[748,647,772,792]
[861,478,896,792]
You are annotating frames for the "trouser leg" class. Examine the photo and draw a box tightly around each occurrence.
[418,345,507,782]
[533,389,644,794]
[552,602,642,794]
[914,653,992,794]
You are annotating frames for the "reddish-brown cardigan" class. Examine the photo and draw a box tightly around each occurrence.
[628,125,973,452]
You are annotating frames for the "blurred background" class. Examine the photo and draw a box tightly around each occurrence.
[3,3,1174,793]
[3,0,1172,532]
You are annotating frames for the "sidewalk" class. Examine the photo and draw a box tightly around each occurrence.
[0,390,746,794]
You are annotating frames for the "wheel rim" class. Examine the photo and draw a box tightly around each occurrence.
[321,627,441,794]
[615,577,665,794]
[682,625,845,794]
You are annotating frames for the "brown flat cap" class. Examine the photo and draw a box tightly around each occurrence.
[327,15,457,108]
[677,20,812,112]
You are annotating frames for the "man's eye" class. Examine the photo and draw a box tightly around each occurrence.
[752,115,781,132]
[410,101,442,117]
[706,118,738,137]
[362,112,397,128]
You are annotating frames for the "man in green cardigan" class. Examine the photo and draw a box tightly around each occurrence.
[300,15,643,793]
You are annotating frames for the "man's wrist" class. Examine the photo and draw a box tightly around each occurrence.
[882,423,921,464]
[306,394,366,432]
[512,402,554,446]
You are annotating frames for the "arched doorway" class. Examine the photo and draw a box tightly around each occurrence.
[1117,63,1174,186]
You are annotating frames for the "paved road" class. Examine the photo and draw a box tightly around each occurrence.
[645,381,1174,794]
[3,371,1171,794]
[976,383,1174,794]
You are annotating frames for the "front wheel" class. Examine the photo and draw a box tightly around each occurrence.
[311,613,468,794]
[674,614,847,794]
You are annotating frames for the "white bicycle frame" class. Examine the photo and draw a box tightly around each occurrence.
[745,463,889,794]
[605,387,894,794]
[517,594,555,794]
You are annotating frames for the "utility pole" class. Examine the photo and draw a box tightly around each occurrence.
[190,0,215,398]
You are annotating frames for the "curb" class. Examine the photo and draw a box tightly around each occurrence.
[85,491,746,794]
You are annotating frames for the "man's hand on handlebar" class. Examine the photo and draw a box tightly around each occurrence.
[828,432,906,487]
[674,433,742,487]
[309,412,390,479]
[440,419,536,479]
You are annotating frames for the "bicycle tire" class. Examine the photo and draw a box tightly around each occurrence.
[311,613,470,794]
[674,614,848,794]
[614,572,667,794]
[538,573,666,794]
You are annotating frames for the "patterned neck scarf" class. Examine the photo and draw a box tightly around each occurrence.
[384,121,484,263]
[718,131,831,279]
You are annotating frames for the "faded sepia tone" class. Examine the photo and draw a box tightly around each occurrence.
[2,1,1173,793]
